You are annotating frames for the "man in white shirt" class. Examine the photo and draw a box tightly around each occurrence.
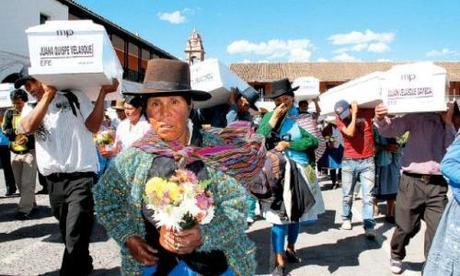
[16,71,118,276]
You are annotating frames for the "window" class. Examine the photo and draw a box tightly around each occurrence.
[40,13,49,24]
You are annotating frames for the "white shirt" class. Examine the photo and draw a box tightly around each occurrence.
[115,116,151,151]
[21,91,98,176]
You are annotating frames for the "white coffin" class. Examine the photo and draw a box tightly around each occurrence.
[190,59,250,108]
[25,20,123,101]
[292,77,320,101]
[382,62,448,114]
[0,83,14,108]
[319,71,385,116]
[255,99,276,112]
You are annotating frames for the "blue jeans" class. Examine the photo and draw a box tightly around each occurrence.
[272,223,300,254]
[341,157,375,229]
[143,260,234,276]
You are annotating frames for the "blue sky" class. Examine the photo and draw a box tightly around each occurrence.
[75,0,460,65]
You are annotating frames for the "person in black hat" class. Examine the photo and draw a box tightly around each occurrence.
[257,78,323,275]
[94,59,262,275]
[15,67,119,275]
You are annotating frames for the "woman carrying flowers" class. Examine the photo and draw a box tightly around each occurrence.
[93,59,265,275]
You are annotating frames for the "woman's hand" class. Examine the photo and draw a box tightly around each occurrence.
[269,103,288,127]
[99,147,115,158]
[98,142,120,157]
[175,225,203,254]
[275,141,290,152]
[160,225,203,255]
[125,236,158,265]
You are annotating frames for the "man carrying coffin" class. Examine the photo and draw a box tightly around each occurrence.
[15,68,118,276]
[334,100,376,239]
[374,102,455,274]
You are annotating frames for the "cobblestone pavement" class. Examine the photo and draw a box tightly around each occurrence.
[0,171,425,275]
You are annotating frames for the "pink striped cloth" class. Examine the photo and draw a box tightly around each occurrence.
[132,121,266,188]
[293,114,326,161]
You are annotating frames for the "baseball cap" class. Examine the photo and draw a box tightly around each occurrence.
[14,67,34,89]
[334,100,351,120]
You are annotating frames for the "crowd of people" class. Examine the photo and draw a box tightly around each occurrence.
[0,58,459,276]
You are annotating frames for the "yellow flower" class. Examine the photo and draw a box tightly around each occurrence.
[165,181,182,203]
[145,177,167,197]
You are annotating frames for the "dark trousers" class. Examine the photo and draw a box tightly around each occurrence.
[45,172,95,276]
[390,173,448,261]
[0,146,16,193]
[38,171,48,191]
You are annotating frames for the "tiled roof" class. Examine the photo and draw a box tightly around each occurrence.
[230,62,460,82]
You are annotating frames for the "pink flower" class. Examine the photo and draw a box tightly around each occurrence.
[196,193,212,210]
[186,170,198,184]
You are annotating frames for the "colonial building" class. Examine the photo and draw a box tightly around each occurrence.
[0,0,176,90]
[230,62,460,97]
[185,28,205,65]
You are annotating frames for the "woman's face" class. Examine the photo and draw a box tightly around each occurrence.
[124,103,142,123]
[146,96,191,143]
[274,94,294,110]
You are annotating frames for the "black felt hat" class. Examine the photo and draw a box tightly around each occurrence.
[267,78,299,99]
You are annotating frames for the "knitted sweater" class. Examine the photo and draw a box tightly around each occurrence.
[93,146,256,275]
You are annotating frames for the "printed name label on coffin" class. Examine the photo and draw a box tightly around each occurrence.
[385,70,433,106]
[39,44,94,59]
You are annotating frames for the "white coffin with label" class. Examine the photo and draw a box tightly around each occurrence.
[26,20,123,100]
[319,71,385,116]
[190,59,250,108]
[292,77,320,101]
[0,83,14,108]
[382,62,448,114]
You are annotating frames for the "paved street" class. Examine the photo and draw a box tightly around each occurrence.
[0,171,425,276]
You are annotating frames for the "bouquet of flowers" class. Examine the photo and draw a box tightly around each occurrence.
[94,128,115,150]
[144,169,214,230]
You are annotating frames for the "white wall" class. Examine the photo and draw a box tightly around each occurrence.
[0,0,68,81]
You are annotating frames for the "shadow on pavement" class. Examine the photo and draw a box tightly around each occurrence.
[0,204,52,223]
[289,222,394,274]
[247,222,272,275]
[289,233,381,274]
[90,222,111,243]
[248,209,397,275]
[92,267,121,275]
[0,223,58,243]
[301,210,339,234]
[40,267,121,276]
[42,221,111,244]
[404,261,424,273]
